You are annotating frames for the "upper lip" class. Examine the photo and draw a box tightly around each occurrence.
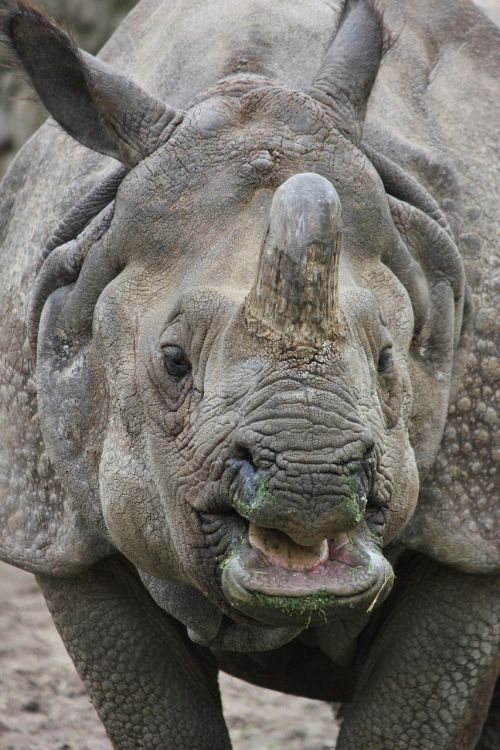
[222,453,387,538]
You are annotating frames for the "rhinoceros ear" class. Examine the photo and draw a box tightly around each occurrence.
[309,0,389,143]
[1,1,179,166]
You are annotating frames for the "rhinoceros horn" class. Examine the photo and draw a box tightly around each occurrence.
[246,173,342,344]
[309,0,386,143]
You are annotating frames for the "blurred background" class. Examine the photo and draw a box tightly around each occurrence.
[0,0,136,177]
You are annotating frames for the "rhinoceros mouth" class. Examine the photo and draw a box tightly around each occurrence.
[220,521,394,626]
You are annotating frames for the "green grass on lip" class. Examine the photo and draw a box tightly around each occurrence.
[232,475,365,527]
[232,477,273,518]
[248,590,337,617]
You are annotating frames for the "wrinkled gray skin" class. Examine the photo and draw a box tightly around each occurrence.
[0,0,499,748]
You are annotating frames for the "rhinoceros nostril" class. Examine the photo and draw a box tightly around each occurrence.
[232,443,258,471]
[232,442,274,471]
[363,443,375,461]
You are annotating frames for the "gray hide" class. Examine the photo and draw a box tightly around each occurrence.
[1,0,498,576]
[0,1,499,748]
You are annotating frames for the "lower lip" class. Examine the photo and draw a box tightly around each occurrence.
[220,533,394,625]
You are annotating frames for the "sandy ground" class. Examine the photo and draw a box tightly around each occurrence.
[0,562,338,750]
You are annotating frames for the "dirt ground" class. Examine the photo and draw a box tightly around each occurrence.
[0,562,338,750]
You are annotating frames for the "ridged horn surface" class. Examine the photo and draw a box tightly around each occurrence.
[246,173,342,344]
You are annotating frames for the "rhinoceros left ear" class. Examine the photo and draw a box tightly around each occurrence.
[309,0,389,144]
[1,1,179,166]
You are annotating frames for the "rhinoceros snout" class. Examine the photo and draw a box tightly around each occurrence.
[227,446,372,547]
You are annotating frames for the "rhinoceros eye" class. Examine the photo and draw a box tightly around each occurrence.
[163,345,191,378]
[377,345,393,374]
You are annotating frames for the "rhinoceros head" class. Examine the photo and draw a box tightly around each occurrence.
[2,1,467,639]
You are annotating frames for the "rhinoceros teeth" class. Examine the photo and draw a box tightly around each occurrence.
[248,523,329,573]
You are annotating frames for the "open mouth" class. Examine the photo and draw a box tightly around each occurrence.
[221,521,394,626]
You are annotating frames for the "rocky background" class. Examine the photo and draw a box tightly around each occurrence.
[1,1,499,748]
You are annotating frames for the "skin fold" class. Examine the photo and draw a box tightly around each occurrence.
[0,0,498,748]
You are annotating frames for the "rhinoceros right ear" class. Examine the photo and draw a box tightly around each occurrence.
[1,1,179,166]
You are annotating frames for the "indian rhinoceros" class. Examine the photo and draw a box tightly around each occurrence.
[0,0,499,747]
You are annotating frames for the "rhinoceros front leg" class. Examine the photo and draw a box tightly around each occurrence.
[476,678,500,750]
[37,557,232,750]
[337,556,500,750]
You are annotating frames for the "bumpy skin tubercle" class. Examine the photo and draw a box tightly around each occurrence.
[0,0,499,748]
[337,556,500,749]
[38,557,231,750]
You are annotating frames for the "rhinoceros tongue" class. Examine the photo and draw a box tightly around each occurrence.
[248,523,329,573]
